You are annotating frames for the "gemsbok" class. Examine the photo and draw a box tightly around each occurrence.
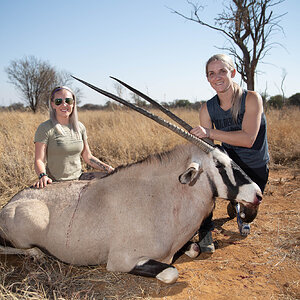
[0,77,262,284]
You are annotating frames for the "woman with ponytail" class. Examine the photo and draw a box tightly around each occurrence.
[190,54,269,252]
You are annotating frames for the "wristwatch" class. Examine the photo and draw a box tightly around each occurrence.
[39,173,48,179]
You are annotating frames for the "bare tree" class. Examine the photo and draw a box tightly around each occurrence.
[5,56,56,112]
[113,81,126,98]
[130,92,147,107]
[280,68,287,105]
[170,0,286,90]
[5,56,81,112]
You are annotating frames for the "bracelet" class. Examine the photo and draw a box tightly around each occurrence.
[39,173,48,179]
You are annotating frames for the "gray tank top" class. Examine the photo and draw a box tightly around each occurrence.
[206,90,269,168]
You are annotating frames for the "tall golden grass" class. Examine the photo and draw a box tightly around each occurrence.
[0,107,299,206]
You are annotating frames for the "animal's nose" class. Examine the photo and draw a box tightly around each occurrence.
[254,194,262,205]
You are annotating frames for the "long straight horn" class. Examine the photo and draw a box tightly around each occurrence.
[72,76,214,153]
[111,76,192,130]
[110,76,214,147]
[110,76,215,146]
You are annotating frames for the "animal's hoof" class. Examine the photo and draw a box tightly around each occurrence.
[184,242,200,258]
[156,267,179,284]
[27,247,46,262]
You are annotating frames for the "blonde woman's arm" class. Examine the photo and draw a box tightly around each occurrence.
[34,142,52,188]
[190,93,263,148]
[81,140,114,173]
[190,102,213,139]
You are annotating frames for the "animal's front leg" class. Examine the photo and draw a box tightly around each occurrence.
[0,245,45,262]
[172,241,201,261]
[183,242,200,258]
[129,259,179,284]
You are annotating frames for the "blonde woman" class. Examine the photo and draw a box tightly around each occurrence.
[191,54,269,252]
[34,86,114,188]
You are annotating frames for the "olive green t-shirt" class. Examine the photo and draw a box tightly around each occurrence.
[34,119,87,181]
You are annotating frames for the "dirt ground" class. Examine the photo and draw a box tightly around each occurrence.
[155,167,300,300]
[1,167,299,299]
[106,167,299,300]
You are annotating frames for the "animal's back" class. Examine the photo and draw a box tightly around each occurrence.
[0,181,92,259]
[6,181,89,206]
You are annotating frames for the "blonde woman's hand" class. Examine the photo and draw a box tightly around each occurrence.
[34,174,53,189]
[190,126,211,139]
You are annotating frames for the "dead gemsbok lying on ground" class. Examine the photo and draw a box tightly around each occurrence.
[0,77,262,284]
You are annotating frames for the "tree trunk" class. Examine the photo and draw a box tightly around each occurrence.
[246,68,255,91]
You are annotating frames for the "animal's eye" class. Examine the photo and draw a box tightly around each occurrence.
[215,161,223,169]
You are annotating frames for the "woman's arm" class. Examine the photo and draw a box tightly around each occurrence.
[81,140,114,173]
[34,142,52,188]
[190,102,213,139]
[190,92,263,148]
[210,91,262,147]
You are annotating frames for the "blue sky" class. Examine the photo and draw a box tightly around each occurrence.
[0,0,299,106]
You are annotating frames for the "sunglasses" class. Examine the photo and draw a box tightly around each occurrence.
[53,98,74,106]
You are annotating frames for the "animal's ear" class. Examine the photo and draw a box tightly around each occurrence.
[179,162,203,186]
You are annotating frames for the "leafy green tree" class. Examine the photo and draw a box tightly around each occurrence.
[288,93,300,106]
[174,99,191,108]
[7,102,26,111]
[267,94,284,109]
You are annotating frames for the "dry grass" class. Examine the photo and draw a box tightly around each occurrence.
[0,108,199,204]
[1,107,298,199]
[0,107,299,299]
[266,108,300,166]
[0,255,161,299]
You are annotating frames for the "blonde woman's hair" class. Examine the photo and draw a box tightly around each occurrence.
[206,54,243,123]
[49,86,80,135]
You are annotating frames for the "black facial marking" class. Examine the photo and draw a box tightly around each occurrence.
[214,159,239,199]
[215,159,253,200]
[231,162,252,186]
[207,174,218,198]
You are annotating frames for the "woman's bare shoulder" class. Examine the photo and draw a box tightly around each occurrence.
[246,91,263,106]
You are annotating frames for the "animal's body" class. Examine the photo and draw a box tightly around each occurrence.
[0,144,261,283]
